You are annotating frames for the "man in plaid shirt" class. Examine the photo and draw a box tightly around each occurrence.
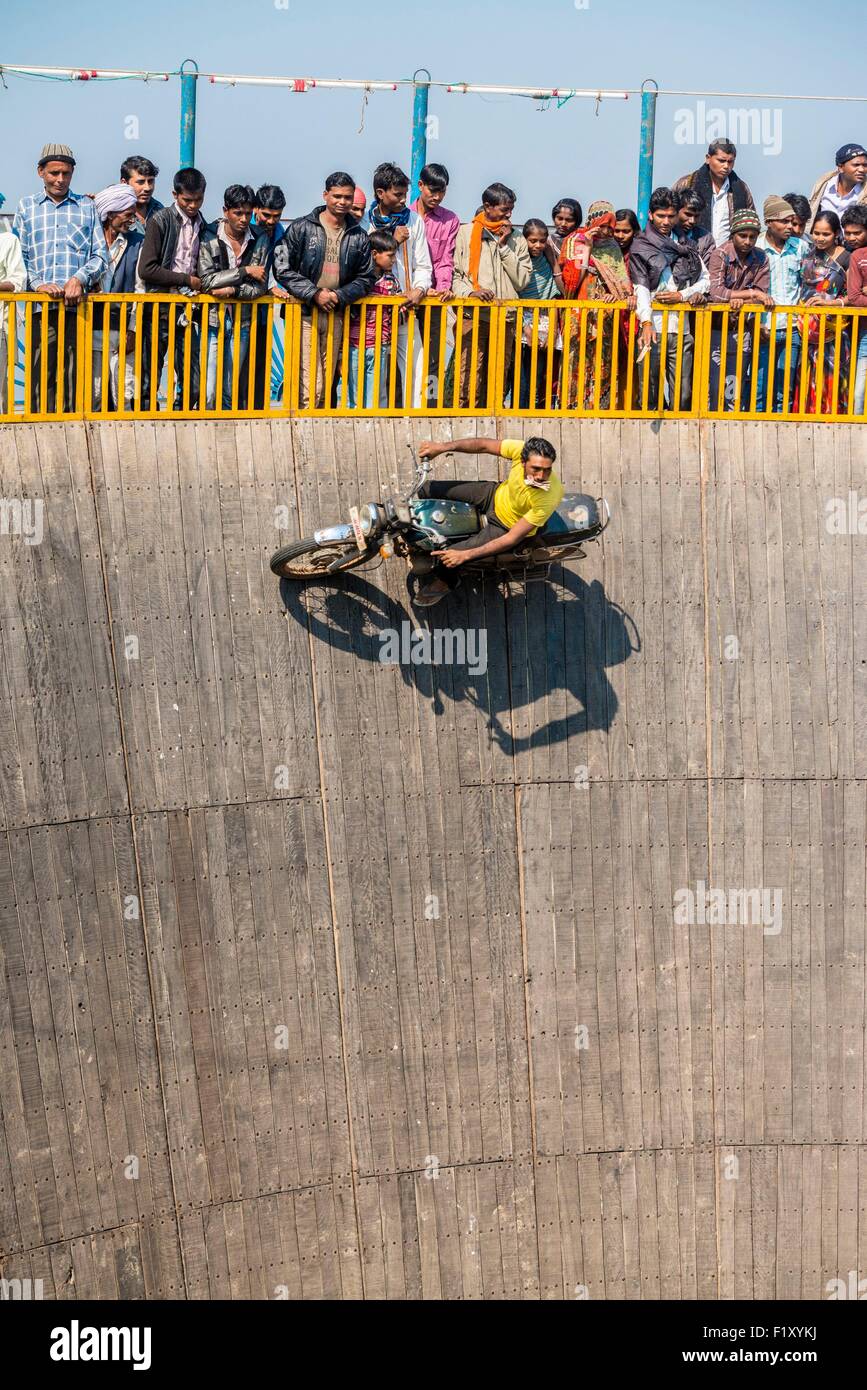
[13,142,108,413]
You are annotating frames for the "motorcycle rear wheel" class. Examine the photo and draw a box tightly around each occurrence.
[270,537,373,580]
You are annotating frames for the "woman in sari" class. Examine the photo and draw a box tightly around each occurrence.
[559,200,632,410]
[797,210,850,414]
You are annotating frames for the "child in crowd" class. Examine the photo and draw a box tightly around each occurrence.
[347,228,402,407]
[518,218,563,407]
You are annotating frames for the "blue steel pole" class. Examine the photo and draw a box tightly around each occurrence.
[179,58,199,167]
[410,68,431,195]
[637,79,658,227]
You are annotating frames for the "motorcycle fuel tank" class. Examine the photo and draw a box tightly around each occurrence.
[410,498,481,540]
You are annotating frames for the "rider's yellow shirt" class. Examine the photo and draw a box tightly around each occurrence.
[493,439,564,534]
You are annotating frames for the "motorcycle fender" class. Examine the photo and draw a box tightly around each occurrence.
[313,523,355,546]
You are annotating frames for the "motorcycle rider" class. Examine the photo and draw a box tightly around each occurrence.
[414,436,563,605]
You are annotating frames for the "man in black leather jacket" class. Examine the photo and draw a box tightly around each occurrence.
[273,172,375,407]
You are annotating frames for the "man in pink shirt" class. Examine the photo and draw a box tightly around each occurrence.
[412,162,459,404]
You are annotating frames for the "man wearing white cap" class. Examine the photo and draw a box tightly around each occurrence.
[91,183,142,410]
[13,143,108,413]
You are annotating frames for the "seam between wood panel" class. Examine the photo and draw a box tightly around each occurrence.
[288,420,366,1298]
[697,418,722,1297]
[81,420,188,1298]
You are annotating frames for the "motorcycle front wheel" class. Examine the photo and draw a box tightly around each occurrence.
[269,536,374,580]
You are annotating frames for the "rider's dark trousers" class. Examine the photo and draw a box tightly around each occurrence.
[418,479,508,551]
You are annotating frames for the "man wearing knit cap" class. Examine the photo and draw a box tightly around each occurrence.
[808,144,867,227]
[707,207,771,411]
[756,196,806,413]
[13,143,108,412]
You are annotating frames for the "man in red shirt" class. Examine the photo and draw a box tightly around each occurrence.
[847,225,867,414]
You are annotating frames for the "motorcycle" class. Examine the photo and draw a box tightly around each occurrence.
[269,447,610,600]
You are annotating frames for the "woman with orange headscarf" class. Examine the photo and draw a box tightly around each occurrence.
[559,200,632,410]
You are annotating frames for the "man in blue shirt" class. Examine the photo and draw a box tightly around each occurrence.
[13,142,108,413]
[756,195,806,413]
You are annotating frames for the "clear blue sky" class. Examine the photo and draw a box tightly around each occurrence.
[2,0,866,221]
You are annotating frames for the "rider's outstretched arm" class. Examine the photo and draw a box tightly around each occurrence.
[419,437,503,459]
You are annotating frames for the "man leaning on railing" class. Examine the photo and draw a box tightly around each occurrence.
[13,143,108,414]
[272,172,376,410]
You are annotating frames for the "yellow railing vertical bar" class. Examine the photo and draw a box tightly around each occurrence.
[132,297,144,413]
[263,302,275,414]
[846,309,861,416]
[337,302,351,412]
[623,310,635,413]
[558,307,572,409]
[452,308,465,409]
[369,305,381,410]
[230,304,242,413]
[404,302,416,412]
[732,311,744,415]
[285,301,299,415]
[671,310,684,414]
[5,300,15,418]
[656,309,669,412]
[747,308,760,414]
[79,298,91,417]
[812,312,826,418]
[96,301,109,416]
[420,303,431,410]
[576,310,588,415]
[436,303,447,409]
[117,302,128,415]
[23,301,33,416]
[247,300,259,413]
[306,305,319,413]
[149,302,160,411]
[468,305,481,412]
[39,301,50,416]
[388,306,401,412]
[829,313,842,418]
[322,308,337,414]
[609,307,620,413]
[212,303,225,414]
[494,304,510,417]
[166,303,177,411]
[525,309,538,410]
[182,305,194,413]
[56,302,68,416]
[592,307,604,412]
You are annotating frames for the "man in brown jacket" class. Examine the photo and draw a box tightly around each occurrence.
[808,143,867,228]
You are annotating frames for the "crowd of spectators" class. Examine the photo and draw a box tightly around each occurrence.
[6,137,867,414]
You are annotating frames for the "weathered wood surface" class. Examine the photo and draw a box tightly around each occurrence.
[0,418,864,1299]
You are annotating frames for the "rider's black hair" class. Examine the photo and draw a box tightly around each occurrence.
[522,437,556,465]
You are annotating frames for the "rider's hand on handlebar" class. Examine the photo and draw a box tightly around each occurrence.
[418,441,445,460]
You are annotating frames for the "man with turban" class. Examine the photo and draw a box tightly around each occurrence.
[91,183,142,410]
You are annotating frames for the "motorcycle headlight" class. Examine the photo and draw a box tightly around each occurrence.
[361,503,383,536]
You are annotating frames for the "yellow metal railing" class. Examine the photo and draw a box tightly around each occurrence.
[1,292,865,423]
